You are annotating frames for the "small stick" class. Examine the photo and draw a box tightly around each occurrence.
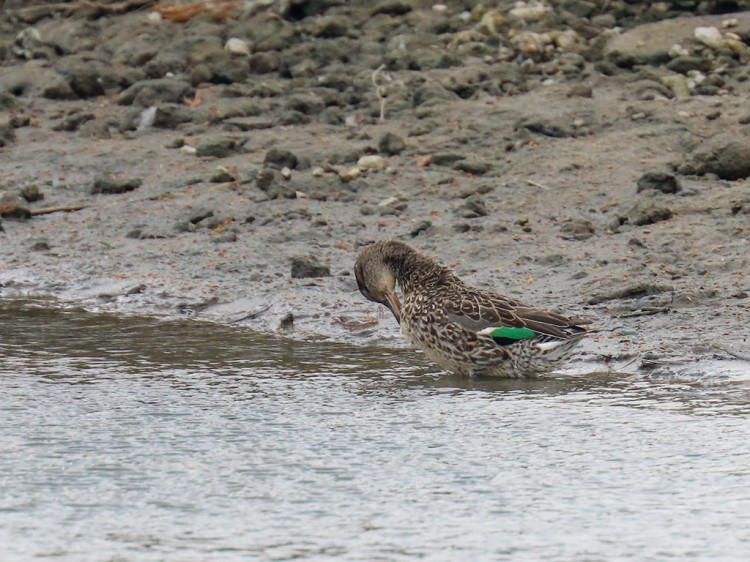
[526,179,550,190]
[31,205,88,216]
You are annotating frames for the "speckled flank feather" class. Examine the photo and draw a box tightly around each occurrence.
[354,240,589,378]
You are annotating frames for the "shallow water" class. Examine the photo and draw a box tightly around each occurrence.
[2,300,750,561]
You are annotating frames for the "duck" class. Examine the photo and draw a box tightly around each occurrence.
[354,240,589,378]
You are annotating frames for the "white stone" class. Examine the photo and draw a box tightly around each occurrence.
[694,26,724,50]
[225,38,250,56]
[357,155,385,171]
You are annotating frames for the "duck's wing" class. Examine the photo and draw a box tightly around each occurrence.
[444,290,588,345]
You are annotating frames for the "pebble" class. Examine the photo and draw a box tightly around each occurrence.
[357,155,385,171]
[210,166,235,183]
[378,132,406,155]
[264,148,298,170]
[339,168,361,182]
[694,26,724,50]
[280,167,292,180]
[225,38,250,56]
[90,175,142,195]
[291,256,331,279]
[636,171,682,194]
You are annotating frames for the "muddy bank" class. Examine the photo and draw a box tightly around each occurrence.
[1,0,749,368]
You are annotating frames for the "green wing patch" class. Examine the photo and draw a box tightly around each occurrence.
[478,326,537,341]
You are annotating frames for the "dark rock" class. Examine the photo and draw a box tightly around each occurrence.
[636,171,682,194]
[117,79,195,107]
[455,196,488,219]
[666,56,711,75]
[256,168,277,191]
[41,77,76,100]
[372,0,412,16]
[195,138,247,158]
[280,110,312,126]
[410,220,432,237]
[431,152,466,166]
[223,118,274,132]
[52,111,95,132]
[256,169,296,199]
[29,239,51,251]
[559,217,595,240]
[210,167,235,183]
[304,16,350,38]
[62,65,105,98]
[520,117,578,138]
[264,148,298,170]
[91,175,142,195]
[454,160,492,175]
[379,199,408,216]
[0,192,31,220]
[291,255,331,278]
[278,312,294,330]
[560,0,596,17]
[284,93,325,115]
[150,104,215,129]
[174,208,215,233]
[689,139,750,180]
[378,132,406,155]
[20,184,44,202]
[628,202,674,226]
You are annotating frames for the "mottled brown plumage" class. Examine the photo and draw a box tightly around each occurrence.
[354,240,589,377]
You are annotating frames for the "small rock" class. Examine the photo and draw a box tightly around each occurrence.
[30,239,51,251]
[280,167,292,180]
[225,38,250,56]
[410,220,432,237]
[666,56,711,75]
[455,195,488,218]
[636,171,682,194]
[339,168,361,182]
[379,197,408,216]
[291,256,331,278]
[661,74,690,99]
[559,217,595,240]
[210,166,235,183]
[117,78,195,107]
[20,184,44,202]
[628,202,674,226]
[0,192,31,220]
[378,132,406,155]
[694,26,724,50]
[91,175,142,195]
[431,152,466,166]
[195,138,247,158]
[264,148,298,170]
[357,155,385,171]
[453,160,492,175]
[174,207,214,233]
[689,138,750,180]
[278,312,294,330]
[256,168,277,191]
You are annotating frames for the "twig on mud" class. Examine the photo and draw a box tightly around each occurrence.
[526,179,550,190]
[229,304,271,323]
[31,205,88,216]
[710,342,750,361]
[371,65,393,124]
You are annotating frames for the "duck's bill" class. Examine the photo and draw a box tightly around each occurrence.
[385,293,402,324]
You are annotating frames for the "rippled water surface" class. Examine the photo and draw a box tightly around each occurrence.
[2,300,750,561]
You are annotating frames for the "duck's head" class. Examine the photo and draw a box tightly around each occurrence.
[354,241,406,324]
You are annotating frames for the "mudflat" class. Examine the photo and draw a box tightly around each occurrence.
[1,1,749,369]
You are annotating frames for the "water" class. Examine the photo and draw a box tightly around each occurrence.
[2,300,750,561]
